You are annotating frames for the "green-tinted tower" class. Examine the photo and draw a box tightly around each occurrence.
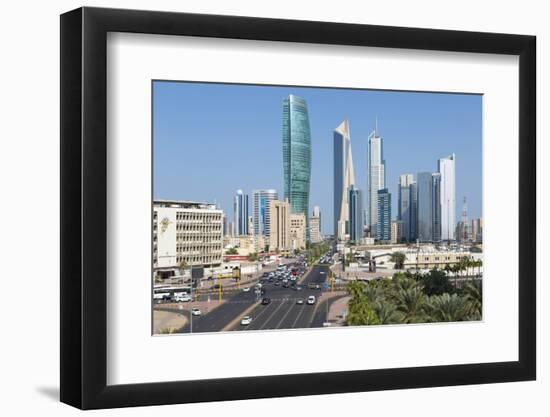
[282,95,312,224]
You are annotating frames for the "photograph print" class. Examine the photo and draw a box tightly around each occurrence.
[152,81,483,335]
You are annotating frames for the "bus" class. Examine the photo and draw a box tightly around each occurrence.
[153,286,192,302]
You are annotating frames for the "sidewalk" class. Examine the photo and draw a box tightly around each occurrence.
[327,295,351,325]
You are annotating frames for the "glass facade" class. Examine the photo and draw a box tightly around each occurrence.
[367,130,385,237]
[333,119,355,239]
[417,172,433,242]
[253,189,278,237]
[233,190,249,236]
[432,173,442,242]
[282,95,312,222]
[438,154,456,241]
[398,174,415,242]
[348,185,363,243]
[376,188,391,241]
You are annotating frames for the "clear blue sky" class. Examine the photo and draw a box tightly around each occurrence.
[153,81,482,234]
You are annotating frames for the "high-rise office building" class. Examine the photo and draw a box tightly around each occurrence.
[417,172,433,242]
[269,199,291,252]
[252,189,278,238]
[348,185,363,243]
[471,218,483,243]
[391,220,403,244]
[416,171,442,242]
[432,173,442,242]
[309,215,321,244]
[282,95,311,219]
[367,125,385,237]
[233,190,249,236]
[290,213,307,250]
[376,188,391,241]
[313,205,321,232]
[438,154,456,241]
[398,174,415,241]
[410,182,418,240]
[309,206,321,243]
[333,119,356,240]
[222,213,228,236]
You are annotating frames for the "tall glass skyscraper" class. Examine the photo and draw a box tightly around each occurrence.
[416,172,433,242]
[367,126,385,238]
[282,95,312,222]
[376,188,391,241]
[233,190,249,236]
[333,119,356,240]
[348,185,363,243]
[398,174,415,241]
[253,189,278,237]
[432,173,442,242]
[438,154,456,241]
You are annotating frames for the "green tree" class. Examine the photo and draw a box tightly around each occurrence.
[345,281,380,325]
[373,301,400,324]
[225,247,238,255]
[394,286,428,323]
[421,269,455,296]
[390,252,406,269]
[462,280,482,316]
[247,252,259,262]
[425,293,476,322]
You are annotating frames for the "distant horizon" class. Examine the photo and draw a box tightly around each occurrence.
[153,81,482,234]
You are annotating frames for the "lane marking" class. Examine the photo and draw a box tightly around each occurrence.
[259,300,288,330]
[241,301,280,331]
[274,301,299,329]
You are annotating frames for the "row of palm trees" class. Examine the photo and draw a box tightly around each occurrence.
[442,256,483,279]
[346,274,482,326]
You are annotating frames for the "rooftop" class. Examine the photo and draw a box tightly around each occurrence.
[154,199,219,210]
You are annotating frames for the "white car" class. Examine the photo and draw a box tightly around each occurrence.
[191,308,201,316]
[242,287,250,292]
[175,294,192,302]
[296,298,304,305]
[241,316,253,326]
[307,295,316,305]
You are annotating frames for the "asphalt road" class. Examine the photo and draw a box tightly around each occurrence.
[233,264,330,332]
[179,263,331,333]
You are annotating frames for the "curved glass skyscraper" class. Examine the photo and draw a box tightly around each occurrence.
[282,95,311,221]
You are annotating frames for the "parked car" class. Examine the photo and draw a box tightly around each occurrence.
[241,316,253,326]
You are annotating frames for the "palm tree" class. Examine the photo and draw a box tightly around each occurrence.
[390,252,406,269]
[373,301,400,324]
[346,280,366,300]
[394,286,428,323]
[346,281,380,326]
[425,293,475,322]
[463,280,482,317]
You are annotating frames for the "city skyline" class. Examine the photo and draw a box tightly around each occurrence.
[153,81,482,235]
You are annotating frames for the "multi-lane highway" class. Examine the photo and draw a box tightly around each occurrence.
[233,264,329,331]
[179,264,332,333]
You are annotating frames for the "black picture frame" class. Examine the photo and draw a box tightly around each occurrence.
[60,6,536,410]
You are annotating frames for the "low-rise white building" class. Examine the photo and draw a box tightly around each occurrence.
[153,200,223,276]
